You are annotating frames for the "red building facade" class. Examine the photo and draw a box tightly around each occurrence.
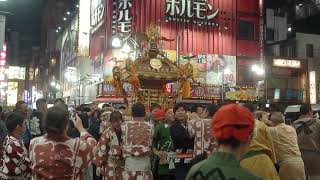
[90,0,262,86]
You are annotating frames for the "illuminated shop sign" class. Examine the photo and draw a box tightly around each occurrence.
[165,0,220,27]
[7,66,26,80]
[112,0,133,34]
[90,0,105,33]
[310,71,317,104]
[273,59,301,68]
[79,0,91,57]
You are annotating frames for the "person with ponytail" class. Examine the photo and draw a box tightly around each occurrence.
[186,104,261,180]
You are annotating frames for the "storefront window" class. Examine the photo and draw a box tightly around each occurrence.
[238,20,254,40]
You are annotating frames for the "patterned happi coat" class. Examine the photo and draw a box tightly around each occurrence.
[0,134,31,179]
[93,127,124,180]
[189,119,217,157]
[29,132,97,180]
[121,118,154,180]
[100,121,111,135]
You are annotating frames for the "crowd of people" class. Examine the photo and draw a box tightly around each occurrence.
[0,98,320,180]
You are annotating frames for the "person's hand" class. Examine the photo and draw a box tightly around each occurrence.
[72,114,86,133]
[155,150,166,160]
[96,167,102,176]
[189,112,200,121]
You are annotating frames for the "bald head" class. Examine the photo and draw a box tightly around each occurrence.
[270,112,284,125]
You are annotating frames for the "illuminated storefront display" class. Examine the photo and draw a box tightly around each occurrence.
[7,66,26,80]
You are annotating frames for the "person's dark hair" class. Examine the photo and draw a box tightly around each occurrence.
[0,106,3,113]
[102,103,111,108]
[242,103,255,113]
[217,136,241,149]
[191,104,203,113]
[173,103,188,114]
[75,106,82,112]
[82,106,91,113]
[300,104,312,116]
[54,98,65,105]
[118,106,126,110]
[150,103,161,112]
[36,99,47,109]
[44,107,69,134]
[110,111,123,122]
[93,109,102,119]
[5,113,25,133]
[15,101,26,111]
[131,102,146,118]
[206,104,218,117]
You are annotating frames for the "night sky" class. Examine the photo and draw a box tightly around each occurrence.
[2,0,45,45]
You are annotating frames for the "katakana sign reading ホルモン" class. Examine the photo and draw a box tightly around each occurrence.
[165,0,219,27]
[118,0,132,33]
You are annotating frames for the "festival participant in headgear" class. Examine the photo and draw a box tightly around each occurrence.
[29,107,97,179]
[94,111,124,180]
[99,110,112,135]
[187,104,261,180]
[240,105,279,180]
[0,113,31,179]
[170,103,194,180]
[153,108,175,180]
[121,102,154,180]
[269,112,306,180]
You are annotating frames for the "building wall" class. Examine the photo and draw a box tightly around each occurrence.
[296,32,320,59]
[103,0,260,57]
[266,9,287,43]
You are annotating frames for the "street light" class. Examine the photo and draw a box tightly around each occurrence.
[251,64,265,75]
[112,37,121,48]
[56,84,61,90]
[50,81,56,87]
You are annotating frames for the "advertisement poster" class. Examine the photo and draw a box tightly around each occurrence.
[225,87,257,101]
[190,84,221,99]
[206,55,236,86]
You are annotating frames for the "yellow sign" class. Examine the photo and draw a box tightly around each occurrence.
[163,50,177,62]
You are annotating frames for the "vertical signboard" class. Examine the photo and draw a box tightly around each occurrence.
[112,0,133,35]
[309,71,317,104]
[0,15,5,51]
[79,0,91,57]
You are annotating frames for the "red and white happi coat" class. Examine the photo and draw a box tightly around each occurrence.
[0,134,31,180]
[29,132,97,180]
[93,127,123,180]
[121,119,154,180]
[189,119,217,157]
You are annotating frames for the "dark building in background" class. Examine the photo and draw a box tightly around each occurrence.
[264,0,320,105]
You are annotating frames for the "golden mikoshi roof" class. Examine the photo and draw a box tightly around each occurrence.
[133,54,182,82]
